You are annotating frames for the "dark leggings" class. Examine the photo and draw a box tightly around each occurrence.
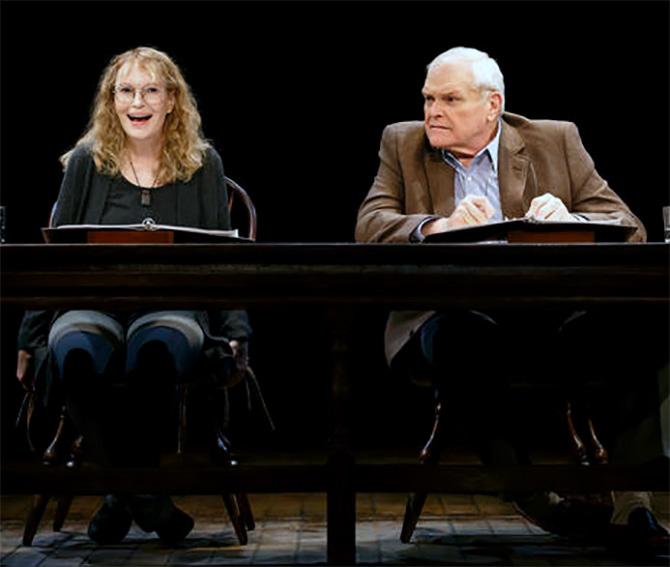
[49,311,204,466]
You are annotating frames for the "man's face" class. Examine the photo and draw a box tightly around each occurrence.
[422,62,500,157]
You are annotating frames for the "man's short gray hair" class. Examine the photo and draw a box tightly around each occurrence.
[427,47,505,110]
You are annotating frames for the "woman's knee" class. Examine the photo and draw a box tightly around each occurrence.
[49,312,125,382]
[126,312,204,381]
[126,327,200,381]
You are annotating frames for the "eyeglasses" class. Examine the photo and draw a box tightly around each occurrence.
[113,85,166,105]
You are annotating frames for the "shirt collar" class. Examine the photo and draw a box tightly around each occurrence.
[487,119,502,173]
[441,119,502,173]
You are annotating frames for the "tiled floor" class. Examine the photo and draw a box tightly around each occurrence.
[1,493,668,566]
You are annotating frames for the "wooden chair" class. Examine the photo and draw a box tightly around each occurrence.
[175,175,259,543]
[21,176,259,546]
[400,387,611,543]
[225,176,257,241]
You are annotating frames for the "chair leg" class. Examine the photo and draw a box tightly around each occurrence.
[585,414,614,506]
[222,493,248,545]
[401,492,429,543]
[177,384,188,455]
[566,401,614,507]
[566,401,590,465]
[586,417,609,465]
[236,493,255,531]
[52,495,74,532]
[400,400,445,543]
[209,411,255,537]
[566,400,609,465]
[23,494,50,546]
[65,435,84,469]
[42,407,69,466]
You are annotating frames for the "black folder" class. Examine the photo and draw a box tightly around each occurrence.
[423,218,636,244]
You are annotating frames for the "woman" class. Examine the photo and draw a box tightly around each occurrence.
[15,47,250,545]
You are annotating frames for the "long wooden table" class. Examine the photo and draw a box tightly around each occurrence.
[2,243,668,309]
[2,242,669,563]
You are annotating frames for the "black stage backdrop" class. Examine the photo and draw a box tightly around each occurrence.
[1,1,669,455]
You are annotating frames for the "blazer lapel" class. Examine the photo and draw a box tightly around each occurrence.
[498,121,531,219]
[423,142,455,216]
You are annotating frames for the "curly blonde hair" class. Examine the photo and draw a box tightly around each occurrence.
[61,46,210,184]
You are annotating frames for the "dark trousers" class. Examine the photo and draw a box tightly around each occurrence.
[391,307,669,466]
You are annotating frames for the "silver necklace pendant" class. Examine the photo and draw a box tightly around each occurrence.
[129,158,157,208]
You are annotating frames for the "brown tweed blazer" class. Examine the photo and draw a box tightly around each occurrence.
[355,112,646,365]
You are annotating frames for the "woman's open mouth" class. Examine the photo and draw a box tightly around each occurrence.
[128,114,152,124]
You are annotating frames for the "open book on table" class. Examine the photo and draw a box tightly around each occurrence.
[42,220,247,244]
[423,217,636,244]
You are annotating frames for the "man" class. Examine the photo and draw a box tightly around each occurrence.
[355,47,668,554]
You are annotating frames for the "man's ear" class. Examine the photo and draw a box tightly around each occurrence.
[487,91,503,121]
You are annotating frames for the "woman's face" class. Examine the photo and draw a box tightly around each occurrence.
[113,61,175,148]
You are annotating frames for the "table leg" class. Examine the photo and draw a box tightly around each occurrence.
[326,308,356,565]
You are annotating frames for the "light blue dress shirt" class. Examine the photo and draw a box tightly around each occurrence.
[412,122,503,241]
[441,121,504,223]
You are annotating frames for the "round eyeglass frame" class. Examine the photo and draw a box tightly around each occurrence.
[113,86,166,105]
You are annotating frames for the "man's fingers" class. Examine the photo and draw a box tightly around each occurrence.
[463,195,494,222]
[463,195,494,214]
[544,206,559,219]
[527,194,549,217]
[469,195,495,218]
[480,198,495,218]
[461,200,488,224]
[528,194,567,220]
[445,195,494,230]
[544,204,573,221]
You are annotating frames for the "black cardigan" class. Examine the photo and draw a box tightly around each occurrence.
[17,145,251,397]
[51,144,232,229]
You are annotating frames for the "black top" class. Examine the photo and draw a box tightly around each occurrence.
[102,176,180,225]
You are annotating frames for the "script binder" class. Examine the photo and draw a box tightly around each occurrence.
[42,221,247,244]
[423,218,636,244]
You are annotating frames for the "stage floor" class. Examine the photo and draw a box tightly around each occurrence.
[2,492,668,566]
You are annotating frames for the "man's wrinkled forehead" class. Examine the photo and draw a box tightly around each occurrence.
[422,61,477,94]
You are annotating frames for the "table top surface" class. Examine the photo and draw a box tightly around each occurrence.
[2,242,668,309]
